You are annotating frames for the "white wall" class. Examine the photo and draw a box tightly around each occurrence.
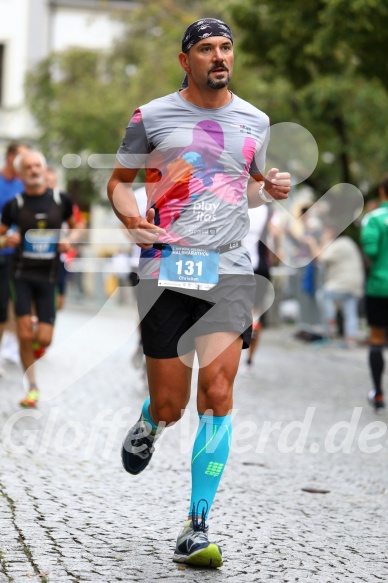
[50,7,126,52]
[0,0,29,107]
[0,0,131,145]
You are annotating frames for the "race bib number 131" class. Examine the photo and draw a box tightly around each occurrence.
[158,244,219,290]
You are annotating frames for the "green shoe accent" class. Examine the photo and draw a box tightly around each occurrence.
[20,388,39,408]
[176,543,223,568]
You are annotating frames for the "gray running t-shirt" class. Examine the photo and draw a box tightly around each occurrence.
[117,91,270,278]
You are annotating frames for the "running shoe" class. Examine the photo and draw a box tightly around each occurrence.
[367,390,385,411]
[32,341,46,360]
[121,415,158,475]
[19,388,39,408]
[173,504,223,568]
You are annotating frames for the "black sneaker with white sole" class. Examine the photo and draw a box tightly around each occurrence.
[121,416,158,475]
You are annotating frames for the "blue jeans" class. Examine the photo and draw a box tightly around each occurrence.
[323,290,359,339]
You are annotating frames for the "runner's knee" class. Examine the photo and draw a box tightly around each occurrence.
[199,379,233,413]
[36,334,52,349]
[18,328,33,344]
[150,398,187,426]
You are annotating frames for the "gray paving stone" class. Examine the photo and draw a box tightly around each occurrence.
[0,304,387,582]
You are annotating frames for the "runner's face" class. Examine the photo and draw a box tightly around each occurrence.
[185,37,234,90]
[20,153,46,189]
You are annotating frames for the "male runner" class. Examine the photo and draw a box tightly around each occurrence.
[361,176,388,410]
[0,150,75,407]
[107,18,290,567]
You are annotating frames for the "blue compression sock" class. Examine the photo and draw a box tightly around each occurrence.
[188,413,232,521]
[141,396,159,431]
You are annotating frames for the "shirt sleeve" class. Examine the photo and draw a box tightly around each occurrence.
[361,216,380,259]
[116,108,150,169]
[249,118,270,176]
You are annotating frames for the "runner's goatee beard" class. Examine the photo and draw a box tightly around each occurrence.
[207,75,231,90]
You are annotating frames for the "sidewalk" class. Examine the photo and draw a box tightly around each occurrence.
[0,299,387,582]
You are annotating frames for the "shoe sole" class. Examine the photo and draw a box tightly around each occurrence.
[172,544,223,568]
[121,423,153,475]
[121,445,151,475]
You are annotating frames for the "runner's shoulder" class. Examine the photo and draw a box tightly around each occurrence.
[136,92,180,117]
[231,94,269,127]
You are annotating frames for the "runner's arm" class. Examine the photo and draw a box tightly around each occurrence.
[0,215,21,248]
[107,161,165,249]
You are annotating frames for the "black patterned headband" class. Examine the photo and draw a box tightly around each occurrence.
[181,18,233,53]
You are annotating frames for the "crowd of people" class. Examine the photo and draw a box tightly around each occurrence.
[279,188,388,413]
[0,15,387,571]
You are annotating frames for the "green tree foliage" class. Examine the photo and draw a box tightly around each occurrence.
[229,0,388,195]
[26,48,127,156]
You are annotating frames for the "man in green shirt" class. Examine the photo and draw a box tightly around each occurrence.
[360,176,388,410]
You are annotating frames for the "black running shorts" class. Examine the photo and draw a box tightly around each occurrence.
[13,278,56,324]
[137,274,256,358]
[365,295,388,328]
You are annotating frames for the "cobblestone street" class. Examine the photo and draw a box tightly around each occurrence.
[0,295,387,582]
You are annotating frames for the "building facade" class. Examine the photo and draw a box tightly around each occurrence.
[0,0,133,154]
